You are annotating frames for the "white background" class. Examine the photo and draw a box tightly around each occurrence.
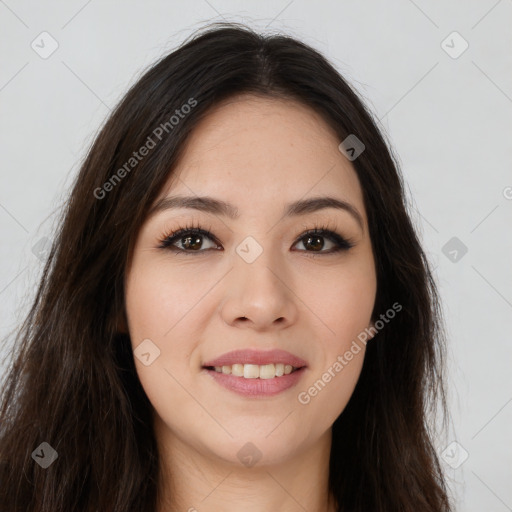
[1,1,511,510]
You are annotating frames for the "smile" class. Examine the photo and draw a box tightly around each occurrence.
[206,363,299,379]
[202,349,308,397]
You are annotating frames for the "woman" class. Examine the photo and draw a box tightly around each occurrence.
[0,22,452,511]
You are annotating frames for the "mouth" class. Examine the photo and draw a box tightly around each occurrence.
[202,349,307,397]
[203,363,302,379]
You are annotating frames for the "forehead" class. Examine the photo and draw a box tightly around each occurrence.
[159,94,365,218]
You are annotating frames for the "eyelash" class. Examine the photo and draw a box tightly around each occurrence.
[157,221,355,256]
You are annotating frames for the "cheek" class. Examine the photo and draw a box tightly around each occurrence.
[125,260,211,435]
[296,278,371,425]
[325,286,374,336]
[298,351,365,430]
[125,254,214,344]
[124,258,206,413]
[294,257,375,420]
[304,257,377,346]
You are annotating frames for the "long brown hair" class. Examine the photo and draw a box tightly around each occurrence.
[0,22,451,511]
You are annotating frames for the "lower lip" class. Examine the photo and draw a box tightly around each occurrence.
[204,367,306,397]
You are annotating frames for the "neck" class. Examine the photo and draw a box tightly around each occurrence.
[154,416,337,512]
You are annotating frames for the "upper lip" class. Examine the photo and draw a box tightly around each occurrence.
[203,349,308,368]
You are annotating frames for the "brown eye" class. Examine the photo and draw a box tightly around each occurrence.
[301,234,328,251]
[293,229,354,254]
[178,234,203,251]
[159,228,220,253]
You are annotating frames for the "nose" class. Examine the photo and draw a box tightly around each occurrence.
[220,250,299,332]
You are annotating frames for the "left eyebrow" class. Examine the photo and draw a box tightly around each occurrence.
[283,196,364,230]
[147,194,364,230]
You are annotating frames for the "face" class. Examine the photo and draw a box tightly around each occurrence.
[124,95,377,468]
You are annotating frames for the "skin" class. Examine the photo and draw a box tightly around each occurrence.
[123,94,377,512]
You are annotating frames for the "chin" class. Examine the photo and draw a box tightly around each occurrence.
[197,428,308,469]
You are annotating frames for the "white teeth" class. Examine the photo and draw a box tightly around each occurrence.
[210,363,300,378]
[232,364,244,377]
[259,364,275,379]
[243,364,259,379]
